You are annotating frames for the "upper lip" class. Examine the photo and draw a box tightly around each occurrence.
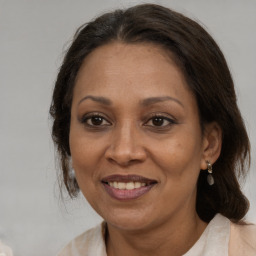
[101,174,157,185]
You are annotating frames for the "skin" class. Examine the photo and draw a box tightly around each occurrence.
[69,42,222,256]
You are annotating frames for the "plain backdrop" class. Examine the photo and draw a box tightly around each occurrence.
[0,0,255,255]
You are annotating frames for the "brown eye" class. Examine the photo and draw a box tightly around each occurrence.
[152,117,164,126]
[82,114,111,127]
[145,115,175,127]
[91,116,104,125]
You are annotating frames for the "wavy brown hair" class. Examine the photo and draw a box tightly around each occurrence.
[50,4,250,222]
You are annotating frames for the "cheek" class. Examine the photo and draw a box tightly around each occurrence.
[69,130,99,182]
[153,135,202,206]
[70,140,100,202]
[151,130,203,180]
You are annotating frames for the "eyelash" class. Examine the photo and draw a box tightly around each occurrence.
[80,112,176,129]
[144,113,176,128]
[81,112,111,128]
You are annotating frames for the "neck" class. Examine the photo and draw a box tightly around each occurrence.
[106,210,207,256]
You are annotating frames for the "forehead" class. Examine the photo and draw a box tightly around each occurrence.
[73,42,194,106]
[77,42,178,77]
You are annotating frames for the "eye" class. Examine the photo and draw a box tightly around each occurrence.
[81,114,111,127]
[145,115,175,127]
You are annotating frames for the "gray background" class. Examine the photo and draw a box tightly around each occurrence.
[0,0,255,255]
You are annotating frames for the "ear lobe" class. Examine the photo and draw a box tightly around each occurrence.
[200,122,222,170]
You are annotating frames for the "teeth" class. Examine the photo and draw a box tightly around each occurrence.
[108,181,147,190]
[134,182,141,188]
[118,182,126,189]
[126,182,134,190]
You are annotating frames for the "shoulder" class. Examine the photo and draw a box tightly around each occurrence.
[229,220,256,256]
[0,241,13,256]
[57,222,107,256]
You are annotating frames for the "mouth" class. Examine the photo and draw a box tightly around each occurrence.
[101,175,157,200]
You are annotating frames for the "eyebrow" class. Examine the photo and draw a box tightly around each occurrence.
[78,95,112,106]
[78,95,184,108]
[141,96,184,108]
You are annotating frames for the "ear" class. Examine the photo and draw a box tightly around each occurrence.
[200,122,222,170]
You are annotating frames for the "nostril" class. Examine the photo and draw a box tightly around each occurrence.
[104,135,147,165]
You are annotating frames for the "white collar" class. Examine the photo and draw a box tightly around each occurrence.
[184,214,230,256]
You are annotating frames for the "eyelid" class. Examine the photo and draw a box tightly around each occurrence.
[79,112,177,128]
[144,113,177,127]
[80,112,112,126]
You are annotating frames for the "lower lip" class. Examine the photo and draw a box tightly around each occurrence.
[102,183,155,200]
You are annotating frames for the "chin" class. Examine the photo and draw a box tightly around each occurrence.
[108,217,150,231]
[101,207,156,231]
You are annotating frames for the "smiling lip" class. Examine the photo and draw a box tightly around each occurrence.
[101,175,157,201]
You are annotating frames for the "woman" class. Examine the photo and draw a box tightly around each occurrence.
[50,4,256,256]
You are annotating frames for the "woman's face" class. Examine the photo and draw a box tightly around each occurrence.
[70,42,209,231]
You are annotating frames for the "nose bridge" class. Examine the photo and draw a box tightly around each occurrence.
[106,119,146,165]
[113,120,138,153]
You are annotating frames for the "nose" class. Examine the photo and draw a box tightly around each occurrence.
[104,122,147,166]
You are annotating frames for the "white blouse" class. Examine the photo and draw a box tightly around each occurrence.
[58,214,256,256]
[184,214,229,255]
[0,241,13,256]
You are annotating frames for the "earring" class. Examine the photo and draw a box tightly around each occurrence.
[68,168,76,179]
[206,160,214,185]
[68,159,76,179]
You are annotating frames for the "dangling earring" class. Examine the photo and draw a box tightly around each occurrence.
[68,159,76,179]
[206,160,214,185]
[67,159,80,196]
[68,168,76,179]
